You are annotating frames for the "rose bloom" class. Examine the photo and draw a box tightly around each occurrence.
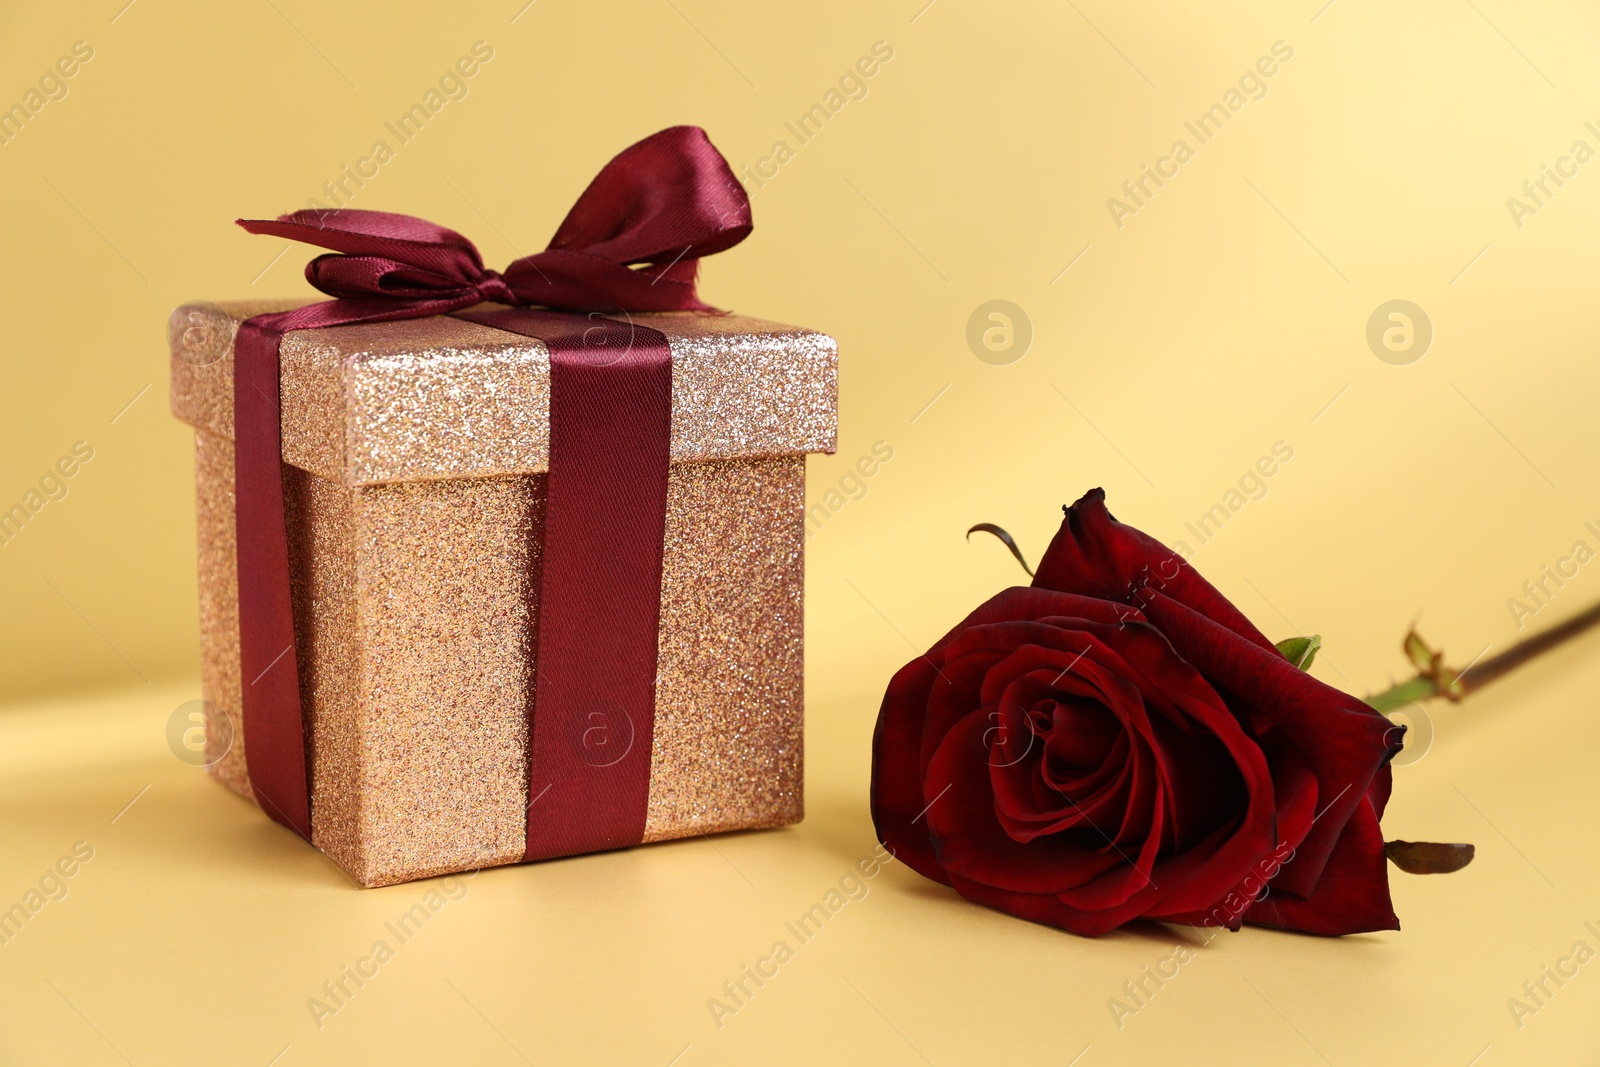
[871,489,1403,936]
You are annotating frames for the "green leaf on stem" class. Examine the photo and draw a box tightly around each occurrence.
[1403,629,1437,674]
[1275,635,1322,671]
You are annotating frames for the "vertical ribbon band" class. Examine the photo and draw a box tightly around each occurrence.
[457,308,672,860]
[234,316,314,838]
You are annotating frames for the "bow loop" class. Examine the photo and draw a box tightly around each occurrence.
[240,209,487,275]
[546,125,752,265]
[301,253,485,303]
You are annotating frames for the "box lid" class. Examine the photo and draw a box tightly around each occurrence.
[169,300,838,487]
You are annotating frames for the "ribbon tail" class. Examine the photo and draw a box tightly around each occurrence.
[233,317,313,840]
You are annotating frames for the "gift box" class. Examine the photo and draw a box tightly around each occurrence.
[170,298,837,887]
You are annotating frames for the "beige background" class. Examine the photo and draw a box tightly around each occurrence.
[2,0,1598,1063]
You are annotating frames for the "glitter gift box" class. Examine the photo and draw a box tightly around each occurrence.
[170,300,837,887]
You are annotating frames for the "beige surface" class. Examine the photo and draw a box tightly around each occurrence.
[1,656,1598,1064]
[5,0,1600,1062]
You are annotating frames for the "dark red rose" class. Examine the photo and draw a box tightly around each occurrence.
[871,488,1402,936]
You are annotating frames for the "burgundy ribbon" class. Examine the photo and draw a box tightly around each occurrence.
[231,126,752,856]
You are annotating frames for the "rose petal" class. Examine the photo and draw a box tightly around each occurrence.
[991,688,1137,838]
[871,584,1286,935]
[872,587,1139,884]
[1368,763,1394,821]
[1066,618,1278,914]
[1243,794,1399,935]
[1144,710,1246,852]
[1261,733,1319,873]
[954,616,1276,918]
[871,654,950,885]
[925,710,1125,894]
[1055,783,1166,912]
[944,867,1166,938]
[1141,593,1397,898]
[1032,488,1278,653]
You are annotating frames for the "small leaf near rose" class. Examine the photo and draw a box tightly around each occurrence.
[1385,840,1476,875]
[1275,635,1322,671]
[1404,629,1437,674]
[966,523,1035,578]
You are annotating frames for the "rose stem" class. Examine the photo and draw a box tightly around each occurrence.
[1365,597,1600,714]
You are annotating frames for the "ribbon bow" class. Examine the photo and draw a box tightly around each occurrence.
[231,127,752,859]
[239,124,752,320]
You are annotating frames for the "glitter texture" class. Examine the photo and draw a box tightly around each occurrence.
[174,301,832,887]
[645,456,805,842]
[193,429,250,800]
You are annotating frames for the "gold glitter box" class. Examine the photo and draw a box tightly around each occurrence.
[169,300,837,887]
